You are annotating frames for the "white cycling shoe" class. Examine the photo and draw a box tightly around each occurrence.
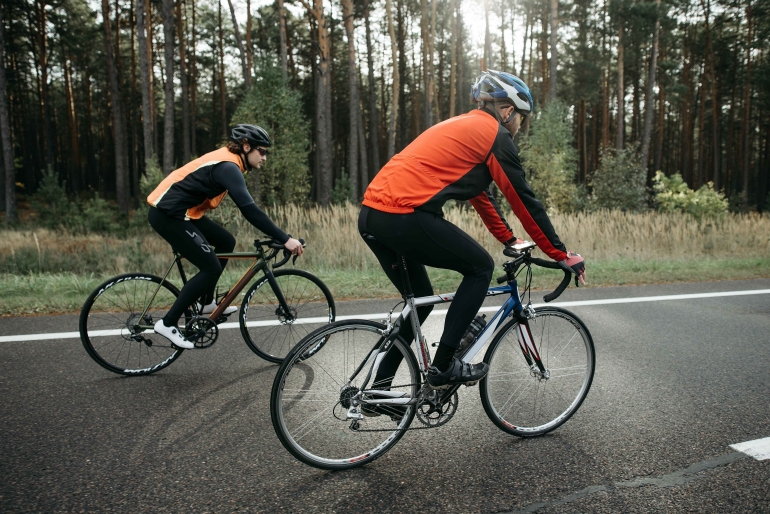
[153,320,195,349]
[196,300,237,316]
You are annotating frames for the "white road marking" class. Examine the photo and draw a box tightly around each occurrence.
[1,288,769,344]
[730,437,770,461]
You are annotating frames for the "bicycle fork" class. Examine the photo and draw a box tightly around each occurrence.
[514,308,548,379]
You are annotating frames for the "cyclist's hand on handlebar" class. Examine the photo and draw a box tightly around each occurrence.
[284,238,304,256]
[559,251,586,286]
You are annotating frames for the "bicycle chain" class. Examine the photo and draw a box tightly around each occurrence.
[347,383,455,433]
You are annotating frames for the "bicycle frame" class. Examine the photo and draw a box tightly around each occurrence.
[352,264,539,412]
[134,245,293,330]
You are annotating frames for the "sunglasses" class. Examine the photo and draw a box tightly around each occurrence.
[254,147,269,157]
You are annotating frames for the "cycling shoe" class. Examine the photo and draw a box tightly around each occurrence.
[426,357,489,390]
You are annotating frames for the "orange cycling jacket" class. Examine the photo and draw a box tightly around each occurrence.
[362,109,568,261]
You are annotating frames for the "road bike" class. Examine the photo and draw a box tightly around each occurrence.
[270,241,595,470]
[79,238,335,375]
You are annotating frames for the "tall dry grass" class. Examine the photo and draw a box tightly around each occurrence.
[1,204,768,277]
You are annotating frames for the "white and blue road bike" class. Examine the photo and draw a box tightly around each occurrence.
[270,242,595,470]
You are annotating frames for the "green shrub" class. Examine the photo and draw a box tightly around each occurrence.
[129,158,164,230]
[331,172,353,205]
[590,145,648,212]
[74,194,122,233]
[519,101,579,212]
[652,171,728,218]
[231,59,311,205]
[30,167,77,228]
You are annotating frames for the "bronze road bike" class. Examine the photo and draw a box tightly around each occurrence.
[79,238,335,375]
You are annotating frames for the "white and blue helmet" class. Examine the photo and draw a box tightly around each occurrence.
[470,70,534,117]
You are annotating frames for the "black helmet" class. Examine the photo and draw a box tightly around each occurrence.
[230,124,272,147]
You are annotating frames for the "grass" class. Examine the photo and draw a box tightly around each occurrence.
[1,205,769,316]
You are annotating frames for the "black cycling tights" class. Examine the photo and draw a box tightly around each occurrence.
[148,207,235,326]
[359,206,494,383]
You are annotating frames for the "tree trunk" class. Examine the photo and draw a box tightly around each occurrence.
[448,0,458,118]
[428,0,438,124]
[32,0,57,171]
[640,0,661,169]
[190,0,197,156]
[548,0,558,101]
[421,0,430,126]
[499,1,506,71]
[161,0,175,174]
[616,24,624,150]
[0,4,17,223]
[483,0,491,69]
[520,4,530,78]
[62,50,80,183]
[341,0,359,198]
[654,48,666,172]
[102,0,129,211]
[540,11,548,101]
[298,0,333,204]
[246,0,253,82]
[218,1,226,137]
[601,67,609,149]
[699,0,719,189]
[145,0,157,156]
[226,0,251,90]
[176,0,191,164]
[277,0,289,81]
[696,59,706,188]
[681,37,693,183]
[741,4,752,202]
[364,4,380,178]
[385,0,399,159]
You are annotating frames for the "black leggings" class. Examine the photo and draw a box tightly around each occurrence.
[148,207,236,326]
[359,206,494,382]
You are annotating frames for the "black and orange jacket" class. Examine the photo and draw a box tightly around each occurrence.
[147,147,245,220]
[363,109,568,261]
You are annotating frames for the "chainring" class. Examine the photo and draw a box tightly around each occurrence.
[416,389,459,428]
[184,316,219,349]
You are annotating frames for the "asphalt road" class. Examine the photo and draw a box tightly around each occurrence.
[1,279,769,513]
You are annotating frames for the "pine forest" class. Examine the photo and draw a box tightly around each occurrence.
[0,0,769,223]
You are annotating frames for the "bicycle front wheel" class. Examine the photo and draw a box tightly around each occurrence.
[239,269,335,363]
[79,273,190,375]
[271,320,419,470]
[480,306,595,437]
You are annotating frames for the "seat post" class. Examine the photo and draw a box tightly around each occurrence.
[396,256,414,299]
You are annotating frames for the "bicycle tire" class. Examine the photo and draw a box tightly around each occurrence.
[239,269,335,363]
[271,320,419,470]
[480,306,595,437]
[79,273,191,376]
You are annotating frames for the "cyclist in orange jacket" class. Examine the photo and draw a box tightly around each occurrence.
[359,71,586,392]
[147,124,303,349]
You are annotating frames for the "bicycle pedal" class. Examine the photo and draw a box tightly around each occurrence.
[464,380,478,387]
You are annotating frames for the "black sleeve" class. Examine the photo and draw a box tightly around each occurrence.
[212,163,289,244]
[487,128,568,260]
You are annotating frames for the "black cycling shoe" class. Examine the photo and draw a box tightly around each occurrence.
[426,357,490,390]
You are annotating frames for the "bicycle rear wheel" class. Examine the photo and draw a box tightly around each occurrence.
[79,273,190,375]
[480,306,595,437]
[271,320,419,470]
[240,269,335,363]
